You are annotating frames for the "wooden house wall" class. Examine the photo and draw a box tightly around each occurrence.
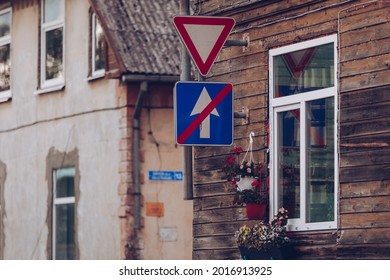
[192,0,390,260]
[338,1,390,259]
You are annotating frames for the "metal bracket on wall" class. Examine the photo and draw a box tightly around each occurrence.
[234,106,249,125]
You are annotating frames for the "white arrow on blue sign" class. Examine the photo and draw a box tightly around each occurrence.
[174,82,233,146]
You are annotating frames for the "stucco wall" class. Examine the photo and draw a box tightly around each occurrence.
[0,0,121,259]
[141,106,193,260]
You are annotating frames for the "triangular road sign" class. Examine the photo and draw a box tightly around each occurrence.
[173,16,235,76]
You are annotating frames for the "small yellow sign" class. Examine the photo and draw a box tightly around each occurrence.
[145,202,164,217]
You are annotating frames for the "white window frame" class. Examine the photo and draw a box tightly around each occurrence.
[52,167,75,260]
[90,13,105,79]
[39,0,65,92]
[269,34,338,231]
[0,7,11,103]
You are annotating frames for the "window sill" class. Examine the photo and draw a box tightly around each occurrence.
[35,84,65,95]
[87,72,105,82]
[0,90,11,103]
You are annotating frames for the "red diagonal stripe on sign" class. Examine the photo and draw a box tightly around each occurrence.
[177,84,232,144]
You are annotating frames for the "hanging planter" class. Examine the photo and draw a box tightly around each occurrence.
[246,203,267,220]
[222,132,261,186]
[236,176,256,191]
[223,132,269,210]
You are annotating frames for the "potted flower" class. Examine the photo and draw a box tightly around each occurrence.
[234,189,268,220]
[222,147,263,191]
[235,208,294,259]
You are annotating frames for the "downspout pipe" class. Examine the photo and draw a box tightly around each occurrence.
[180,0,193,200]
[133,81,148,230]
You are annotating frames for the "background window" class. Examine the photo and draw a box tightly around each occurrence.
[53,167,75,260]
[270,35,337,231]
[41,0,64,89]
[90,13,105,78]
[0,8,11,102]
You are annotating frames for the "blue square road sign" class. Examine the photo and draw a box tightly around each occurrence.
[174,82,233,146]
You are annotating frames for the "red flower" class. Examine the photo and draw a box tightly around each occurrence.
[251,180,260,187]
[231,180,237,185]
[226,155,235,164]
[234,147,243,154]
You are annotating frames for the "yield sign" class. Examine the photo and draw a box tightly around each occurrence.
[173,16,235,76]
[175,82,233,146]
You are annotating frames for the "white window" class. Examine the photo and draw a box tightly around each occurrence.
[0,8,11,102]
[40,0,65,91]
[269,34,338,231]
[90,13,105,78]
[53,167,75,260]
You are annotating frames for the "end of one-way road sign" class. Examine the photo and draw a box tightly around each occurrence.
[174,82,233,146]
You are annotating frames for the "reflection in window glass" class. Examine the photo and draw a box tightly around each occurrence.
[0,44,10,92]
[278,109,300,219]
[45,28,63,80]
[0,9,10,95]
[53,167,75,260]
[55,204,75,260]
[44,0,64,23]
[94,16,105,72]
[306,97,334,223]
[0,12,10,37]
[55,168,75,198]
[41,0,64,87]
[273,43,334,97]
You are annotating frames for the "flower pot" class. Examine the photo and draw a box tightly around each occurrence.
[236,176,256,191]
[239,243,295,260]
[246,203,266,220]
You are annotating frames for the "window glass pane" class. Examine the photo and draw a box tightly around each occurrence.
[306,97,334,222]
[44,0,63,23]
[55,168,75,198]
[0,11,10,37]
[0,44,10,91]
[45,27,63,80]
[94,16,104,72]
[278,109,300,218]
[274,43,334,97]
[55,203,75,260]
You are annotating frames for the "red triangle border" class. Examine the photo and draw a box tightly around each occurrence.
[173,16,236,76]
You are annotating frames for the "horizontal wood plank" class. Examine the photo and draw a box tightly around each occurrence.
[340,37,390,62]
[340,117,390,138]
[340,21,390,48]
[340,86,390,108]
[340,148,390,168]
[340,132,390,153]
[193,235,237,250]
[337,244,390,259]
[340,101,390,123]
[193,248,241,260]
[340,69,390,93]
[340,212,390,228]
[193,194,237,212]
[340,163,390,183]
[339,5,390,33]
[193,220,259,237]
[340,54,390,78]
[338,228,390,244]
[193,207,247,224]
[340,180,390,198]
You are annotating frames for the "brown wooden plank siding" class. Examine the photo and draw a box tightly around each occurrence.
[193,0,390,260]
[338,0,390,259]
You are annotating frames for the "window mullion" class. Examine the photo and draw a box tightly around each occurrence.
[300,101,307,228]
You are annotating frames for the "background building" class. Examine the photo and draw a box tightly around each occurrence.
[0,0,192,260]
